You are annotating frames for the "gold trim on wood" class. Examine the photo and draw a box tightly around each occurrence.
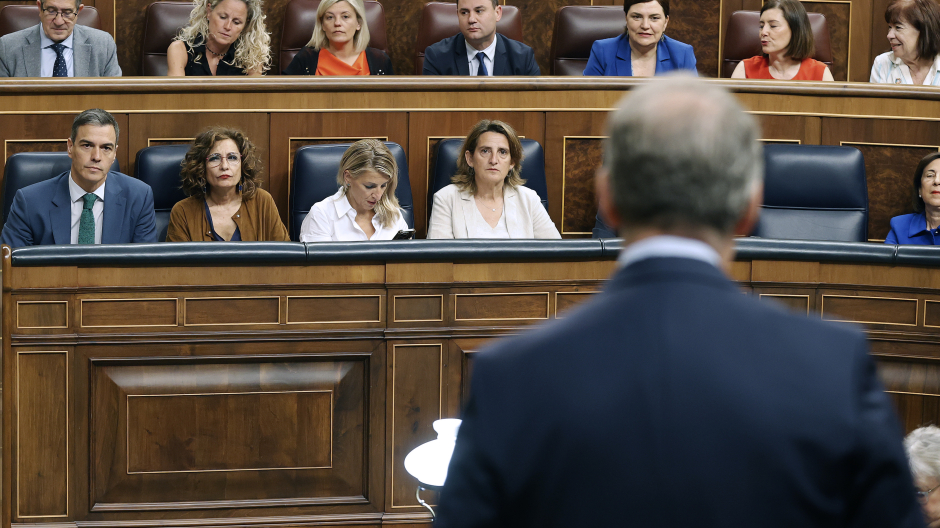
[561,135,607,235]
[759,139,802,144]
[16,350,69,519]
[146,138,193,147]
[392,295,445,323]
[923,300,940,328]
[757,293,811,316]
[554,291,599,318]
[820,294,919,326]
[390,343,444,509]
[80,298,179,328]
[839,141,940,150]
[182,296,280,327]
[285,295,383,324]
[454,292,550,321]
[16,300,68,329]
[4,138,68,161]
[125,390,334,474]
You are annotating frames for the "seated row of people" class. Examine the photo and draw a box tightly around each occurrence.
[6,0,939,84]
[0,109,560,247]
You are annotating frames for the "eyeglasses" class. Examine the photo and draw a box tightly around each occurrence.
[206,153,241,167]
[917,483,940,503]
[41,7,78,20]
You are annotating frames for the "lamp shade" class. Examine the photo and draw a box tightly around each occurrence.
[403,419,462,488]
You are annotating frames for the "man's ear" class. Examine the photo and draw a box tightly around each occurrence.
[494,5,502,21]
[733,182,762,237]
[595,167,621,234]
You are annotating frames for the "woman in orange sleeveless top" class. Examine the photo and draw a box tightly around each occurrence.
[731,0,834,81]
[281,0,393,76]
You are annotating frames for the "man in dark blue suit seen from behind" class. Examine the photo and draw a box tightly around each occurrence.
[422,0,539,76]
[435,76,924,528]
[1,108,156,247]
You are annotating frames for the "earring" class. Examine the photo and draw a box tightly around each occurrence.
[201,184,207,195]
[237,183,243,192]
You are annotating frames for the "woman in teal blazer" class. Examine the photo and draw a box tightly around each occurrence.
[583,0,697,76]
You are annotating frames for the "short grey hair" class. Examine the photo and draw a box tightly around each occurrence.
[71,108,119,143]
[603,75,762,235]
[906,426,940,481]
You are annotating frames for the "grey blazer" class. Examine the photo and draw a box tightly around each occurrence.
[0,24,121,77]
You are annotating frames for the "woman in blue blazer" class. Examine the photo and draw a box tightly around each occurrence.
[583,0,697,76]
[885,152,940,244]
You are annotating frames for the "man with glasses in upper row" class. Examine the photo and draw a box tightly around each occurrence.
[0,0,121,77]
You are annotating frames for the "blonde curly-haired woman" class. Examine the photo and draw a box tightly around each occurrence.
[167,0,271,76]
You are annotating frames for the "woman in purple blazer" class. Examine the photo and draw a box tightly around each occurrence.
[583,0,697,76]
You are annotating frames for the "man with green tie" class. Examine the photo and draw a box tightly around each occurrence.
[0,109,156,247]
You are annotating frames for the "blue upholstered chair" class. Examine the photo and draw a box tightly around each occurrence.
[289,142,413,241]
[1,152,119,227]
[756,144,868,242]
[134,145,190,242]
[428,138,548,222]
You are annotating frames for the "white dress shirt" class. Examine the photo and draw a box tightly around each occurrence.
[299,188,409,242]
[466,37,497,76]
[68,173,105,244]
[870,51,940,85]
[617,235,722,269]
[39,30,74,77]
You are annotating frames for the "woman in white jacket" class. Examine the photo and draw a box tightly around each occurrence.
[427,120,560,239]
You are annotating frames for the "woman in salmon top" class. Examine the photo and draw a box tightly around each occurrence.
[731,0,834,81]
[281,0,393,75]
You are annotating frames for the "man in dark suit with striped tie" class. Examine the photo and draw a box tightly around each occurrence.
[435,76,924,528]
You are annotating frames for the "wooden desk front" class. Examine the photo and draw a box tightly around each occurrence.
[2,241,940,528]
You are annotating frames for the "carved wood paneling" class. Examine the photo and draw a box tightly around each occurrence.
[803,1,851,81]
[821,294,918,326]
[287,294,384,324]
[184,296,280,326]
[16,350,69,519]
[17,300,68,329]
[561,137,602,235]
[848,143,938,241]
[81,298,177,328]
[389,343,443,509]
[92,356,368,508]
[454,292,549,321]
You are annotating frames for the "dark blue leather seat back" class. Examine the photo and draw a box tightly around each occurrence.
[290,142,413,241]
[134,145,190,242]
[429,138,548,220]
[757,144,868,242]
[2,152,119,226]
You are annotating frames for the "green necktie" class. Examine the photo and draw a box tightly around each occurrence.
[78,193,96,245]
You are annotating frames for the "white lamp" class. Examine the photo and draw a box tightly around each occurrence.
[403,418,462,518]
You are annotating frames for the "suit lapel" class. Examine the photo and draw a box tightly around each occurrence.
[493,34,509,76]
[458,188,474,237]
[24,25,42,78]
[50,173,71,244]
[455,35,470,76]
[72,25,88,77]
[503,186,519,237]
[101,173,125,244]
[615,34,632,77]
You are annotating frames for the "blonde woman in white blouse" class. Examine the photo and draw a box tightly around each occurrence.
[427,120,560,239]
[299,139,408,241]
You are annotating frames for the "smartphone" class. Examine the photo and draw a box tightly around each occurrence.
[393,229,416,240]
